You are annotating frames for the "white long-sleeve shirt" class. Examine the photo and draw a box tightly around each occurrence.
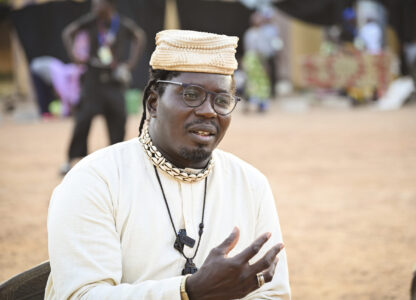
[45,138,291,299]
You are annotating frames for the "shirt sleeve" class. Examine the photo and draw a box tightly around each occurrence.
[47,165,182,300]
[243,175,291,300]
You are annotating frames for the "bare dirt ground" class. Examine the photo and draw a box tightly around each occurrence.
[1,103,415,299]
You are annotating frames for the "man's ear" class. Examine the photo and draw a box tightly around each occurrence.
[147,88,159,118]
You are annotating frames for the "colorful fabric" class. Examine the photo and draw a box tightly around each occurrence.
[49,60,85,116]
[243,51,271,100]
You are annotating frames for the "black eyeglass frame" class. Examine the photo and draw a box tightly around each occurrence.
[156,80,240,116]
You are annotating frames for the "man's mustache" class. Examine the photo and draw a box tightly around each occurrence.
[185,119,220,132]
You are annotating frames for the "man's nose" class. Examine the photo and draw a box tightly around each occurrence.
[194,95,217,118]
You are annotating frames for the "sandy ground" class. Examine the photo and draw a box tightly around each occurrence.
[0,102,415,299]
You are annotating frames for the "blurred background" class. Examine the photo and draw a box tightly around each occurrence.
[0,0,416,299]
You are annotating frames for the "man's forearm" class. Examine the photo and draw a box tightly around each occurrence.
[62,24,78,63]
[125,26,146,70]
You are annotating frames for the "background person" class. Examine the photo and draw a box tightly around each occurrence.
[30,56,84,119]
[242,11,279,112]
[60,0,146,175]
[357,17,383,55]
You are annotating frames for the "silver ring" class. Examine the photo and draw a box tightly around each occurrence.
[256,272,265,288]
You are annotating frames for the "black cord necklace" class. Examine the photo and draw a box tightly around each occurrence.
[153,166,207,275]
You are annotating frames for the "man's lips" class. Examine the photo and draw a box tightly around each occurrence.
[185,123,218,144]
[190,130,212,136]
[187,123,218,136]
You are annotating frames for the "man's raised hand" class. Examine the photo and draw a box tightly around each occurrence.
[186,227,284,300]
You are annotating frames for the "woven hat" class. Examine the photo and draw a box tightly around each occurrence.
[150,30,239,75]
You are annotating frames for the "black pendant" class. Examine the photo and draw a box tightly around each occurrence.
[174,229,196,252]
[182,258,198,275]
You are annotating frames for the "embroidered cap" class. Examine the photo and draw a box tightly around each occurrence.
[150,30,239,75]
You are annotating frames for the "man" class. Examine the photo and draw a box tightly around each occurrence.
[60,0,146,174]
[46,30,290,299]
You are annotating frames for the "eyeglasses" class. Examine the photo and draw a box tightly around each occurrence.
[156,80,240,116]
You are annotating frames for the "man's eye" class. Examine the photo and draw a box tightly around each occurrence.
[183,88,201,100]
[184,92,198,99]
[215,95,231,107]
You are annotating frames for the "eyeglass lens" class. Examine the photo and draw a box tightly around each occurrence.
[182,85,235,115]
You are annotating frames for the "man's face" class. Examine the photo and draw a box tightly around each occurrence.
[92,0,113,20]
[148,72,233,169]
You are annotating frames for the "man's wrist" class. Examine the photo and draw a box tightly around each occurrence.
[180,274,192,300]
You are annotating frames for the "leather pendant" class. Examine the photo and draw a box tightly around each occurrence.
[182,258,198,275]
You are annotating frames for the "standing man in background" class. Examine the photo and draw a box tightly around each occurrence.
[61,0,146,175]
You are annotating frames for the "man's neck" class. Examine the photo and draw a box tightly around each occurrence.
[97,11,114,25]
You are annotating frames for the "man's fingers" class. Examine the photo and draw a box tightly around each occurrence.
[251,243,284,274]
[215,227,240,255]
[234,232,271,263]
[255,256,279,288]
[263,256,279,282]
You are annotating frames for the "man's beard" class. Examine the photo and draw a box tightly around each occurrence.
[179,145,211,165]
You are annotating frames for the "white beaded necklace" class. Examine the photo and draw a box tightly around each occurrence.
[139,127,214,183]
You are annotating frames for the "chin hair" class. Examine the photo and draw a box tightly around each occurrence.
[179,146,211,164]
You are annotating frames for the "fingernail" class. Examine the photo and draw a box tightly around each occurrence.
[279,244,285,250]
[266,232,271,239]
